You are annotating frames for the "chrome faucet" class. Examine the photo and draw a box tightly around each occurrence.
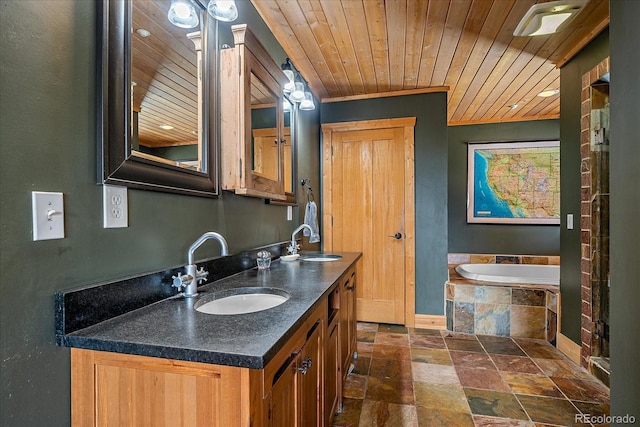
[288,224,313,255]
[172,232,229,297]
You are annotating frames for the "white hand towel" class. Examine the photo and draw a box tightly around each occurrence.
[304,201,321,243]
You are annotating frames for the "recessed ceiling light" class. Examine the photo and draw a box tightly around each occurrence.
[537,89,560,97]
[509,104,519,110]
[136,28,151,38]
[159,125,174,130]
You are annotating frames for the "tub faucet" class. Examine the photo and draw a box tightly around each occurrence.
[288,224,313,255]
[172,232,229,297]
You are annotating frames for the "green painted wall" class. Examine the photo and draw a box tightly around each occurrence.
[321,93,449,315]
[559,29,609,344]
[448,120,560,255]
[610,0,640,418]
[0,1,318,425]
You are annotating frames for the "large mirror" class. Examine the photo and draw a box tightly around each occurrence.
[98,0,218,197]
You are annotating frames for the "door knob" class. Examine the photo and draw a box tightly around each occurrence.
[389,233,402,240]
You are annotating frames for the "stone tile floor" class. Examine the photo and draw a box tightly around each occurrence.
[332,323,610,427]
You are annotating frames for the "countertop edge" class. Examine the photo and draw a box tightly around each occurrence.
[60,252,362,370]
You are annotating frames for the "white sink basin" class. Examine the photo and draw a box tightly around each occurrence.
[300,254,342,262]
[195,287,289,315]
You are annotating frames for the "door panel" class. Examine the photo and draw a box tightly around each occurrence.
[330,127,406,324]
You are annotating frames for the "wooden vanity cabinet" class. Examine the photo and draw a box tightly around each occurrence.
[69,262,362,427]
[220,24,289,201]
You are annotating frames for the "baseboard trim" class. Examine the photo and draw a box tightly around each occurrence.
[557,333,581,364]
[414,314,446,330]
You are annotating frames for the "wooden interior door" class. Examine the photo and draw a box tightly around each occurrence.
[322,118,416,326]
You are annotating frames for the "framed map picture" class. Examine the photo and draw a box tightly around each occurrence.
[467,141,560,224]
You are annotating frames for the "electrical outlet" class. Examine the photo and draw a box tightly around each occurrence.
[103,185,128,228]
[32,191,65,241]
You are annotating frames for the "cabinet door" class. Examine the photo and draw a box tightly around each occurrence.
[340,274,354,377]
[348,270,357,358]
[324,320,340,425]
[299,320,322,427]
[269,356,298,427]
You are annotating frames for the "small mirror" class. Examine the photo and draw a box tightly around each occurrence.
[251,73,280,183]
[264,97,295,205]
[98,0,218,197]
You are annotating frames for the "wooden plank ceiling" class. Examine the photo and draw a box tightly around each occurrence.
[252,0,609,125]
[132,0,199,148]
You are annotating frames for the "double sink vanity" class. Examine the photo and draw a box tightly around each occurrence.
[57,248,361,426]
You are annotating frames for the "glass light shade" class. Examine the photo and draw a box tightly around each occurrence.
[283,70,295,93]
[283,98,292,112]
[168,0,199,28]
[290,81,305,102]
[529,12,572,36]
[207,0,238,22]
[299,92,315,111]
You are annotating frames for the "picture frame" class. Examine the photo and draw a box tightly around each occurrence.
[467,140,560,224]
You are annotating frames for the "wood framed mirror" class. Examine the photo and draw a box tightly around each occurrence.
[97,0,218,197]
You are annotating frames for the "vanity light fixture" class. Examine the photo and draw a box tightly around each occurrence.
[207,0,238,22]
[290,73,305,103]
[513,0,587,37]
[299,83,315,111]
[281,58,295,94]
[537,89,560,97]
[167,0,200,29]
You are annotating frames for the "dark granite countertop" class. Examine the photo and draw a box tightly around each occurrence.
[61,252,360,369]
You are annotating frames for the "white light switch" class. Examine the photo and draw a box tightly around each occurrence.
[567,213,574,230]
[103,185,128,228]
[32,191,65,241]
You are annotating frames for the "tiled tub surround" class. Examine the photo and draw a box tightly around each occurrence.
[56,242,361,368]
[446,254,559,343]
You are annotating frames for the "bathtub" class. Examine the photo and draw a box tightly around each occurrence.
[454,263,559,286]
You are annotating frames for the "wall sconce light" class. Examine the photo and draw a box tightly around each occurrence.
[281,58,295,94]
[168,0,200,29]
[299,83,315,111]
[207,0,238,22]
[513,0,587,37]
[290,73,305,103]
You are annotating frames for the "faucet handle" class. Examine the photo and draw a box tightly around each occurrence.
[172,272,191,291]
[196,267,209,284]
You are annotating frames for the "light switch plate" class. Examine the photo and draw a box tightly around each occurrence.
[103,185,128,228]
[567,213,574,230]
[32,191,65,241]
[287,205,293,221]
